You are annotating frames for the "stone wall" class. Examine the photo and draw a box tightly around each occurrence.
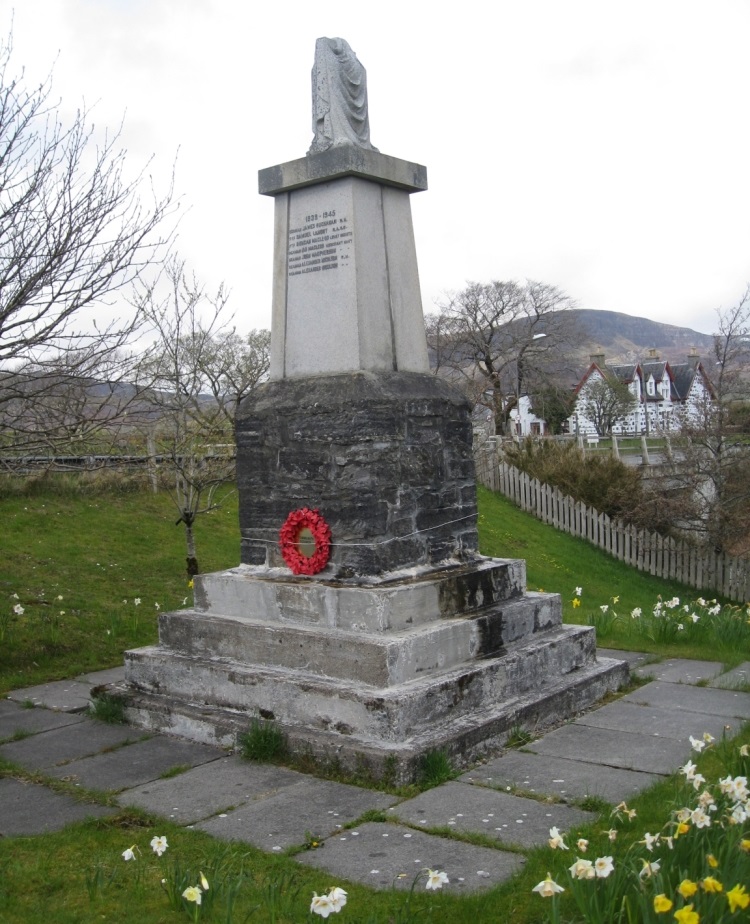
[235,371,478,575]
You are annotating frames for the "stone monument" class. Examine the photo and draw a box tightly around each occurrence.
[116,40,628,781]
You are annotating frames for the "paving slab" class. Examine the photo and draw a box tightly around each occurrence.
[0,700,84,740]
[0,777,115,835]
[524,724,689,775]
[296,821,524,894]
[391,781,594,850]
[196,778,398,851]
[576,700,733,742]
[634,658,724,684]
[6,678,94,712]
[619,680,750,725]
[46,734,222,792]
[710,663,750,690]
[597,648,655,671]
[118,757,308,824]
[460,751,660,804]
[0,717,144,771]
[77,666,126,686]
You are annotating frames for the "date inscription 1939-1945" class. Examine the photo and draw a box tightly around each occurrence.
[288,209,352,278]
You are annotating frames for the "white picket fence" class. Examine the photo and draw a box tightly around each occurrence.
[474,446,750,603]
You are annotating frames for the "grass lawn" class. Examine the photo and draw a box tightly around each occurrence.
[0,480,748,922]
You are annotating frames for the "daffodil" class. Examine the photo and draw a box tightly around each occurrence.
[12,603,24,615]
[706,853,719,869]
[594,856,614,878]
[182,885,202,905]
[328,886,348,909]
[425,870,449,890]
[639,858,660,880]
[199,871,209,891]
[532,873,564,898]
[673,904,699,924]
[701,876,723,893]
[568,858,595,880]
[310,892,335,917]
[727,884,750,913]
[576,838,589,852]
[575,586,582,596]
[678,879,698,899]
[572,598,581,608]
[640,831,659,851]
[689,735,706,753]
[122,845,137,861]
[740,838,750,852]
[150,835,168,856]
[548,826,568,850]
[653,893,673,913]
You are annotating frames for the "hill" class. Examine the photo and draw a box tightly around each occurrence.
[568,308,715,365]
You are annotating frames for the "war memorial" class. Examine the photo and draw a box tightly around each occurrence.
[116,38,628,781]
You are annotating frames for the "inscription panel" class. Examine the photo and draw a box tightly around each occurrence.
[287,210,352,278]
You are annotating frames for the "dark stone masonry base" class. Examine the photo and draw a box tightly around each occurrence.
[235,371,479,576]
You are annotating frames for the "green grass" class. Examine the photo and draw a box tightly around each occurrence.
[0,483,239,694]
[0,481,749,922]
[477,485,749,665]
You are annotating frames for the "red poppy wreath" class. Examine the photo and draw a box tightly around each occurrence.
[278,507,332,575]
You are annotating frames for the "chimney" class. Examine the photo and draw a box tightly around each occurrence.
[688,346,699,358]
[647,348,660,360]
[590,352,606,366]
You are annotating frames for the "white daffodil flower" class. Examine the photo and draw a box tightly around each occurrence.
[532,873,564,897]
[150,835,168,856]
[425,870,449,891]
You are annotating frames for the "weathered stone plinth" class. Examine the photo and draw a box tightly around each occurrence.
[236,371,479,575]
[118,559,627,782]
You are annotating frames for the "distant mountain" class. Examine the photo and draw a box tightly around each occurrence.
[568,309,715,365]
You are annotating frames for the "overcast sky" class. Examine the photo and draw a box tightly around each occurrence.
[3,0,749,337]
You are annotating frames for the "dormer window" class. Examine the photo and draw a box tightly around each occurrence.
[647,377,655,396]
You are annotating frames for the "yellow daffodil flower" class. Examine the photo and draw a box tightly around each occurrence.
[653,894,673,913]
[701,876,723,893]
[674,905,700,924]
[678,879,698,899]
[727,884,750,913]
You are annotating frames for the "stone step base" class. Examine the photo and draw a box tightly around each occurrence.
[194,557,527,633]
[158,591,561,687]
[125,623,605,743]
[115,654,627,784]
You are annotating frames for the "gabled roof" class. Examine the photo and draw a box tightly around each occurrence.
[670,359,716,401]
[573,361,640,396]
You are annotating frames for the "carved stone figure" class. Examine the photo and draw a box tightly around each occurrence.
[308,37,378,154]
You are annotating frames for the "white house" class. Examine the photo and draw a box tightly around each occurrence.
[567,349,714,437]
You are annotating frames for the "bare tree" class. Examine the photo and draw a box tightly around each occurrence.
[426,280,579,433]
[654,287,750,553]
[578,375,637,437]
[134,259,270,575]
[0,29,174,452]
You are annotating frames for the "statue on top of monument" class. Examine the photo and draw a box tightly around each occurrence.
[308,37,379,155]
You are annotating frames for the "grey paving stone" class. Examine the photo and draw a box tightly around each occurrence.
[524,723,690,775]
[597,648,654,670]
[77,666,126,685]
[0,717,143,771]
[619,680,750,724]
[0,778,115,835]
[296,821,524,894]
[47,734,222,792]
[710,663,750,690]
[634,658,724,684]
[460,751,660,804]
[0,700,84,741]
[392,781,594,850]
[196,778,398,850]
[7,679,93,712]
[576,700,733,742]
[118,757,308,823]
